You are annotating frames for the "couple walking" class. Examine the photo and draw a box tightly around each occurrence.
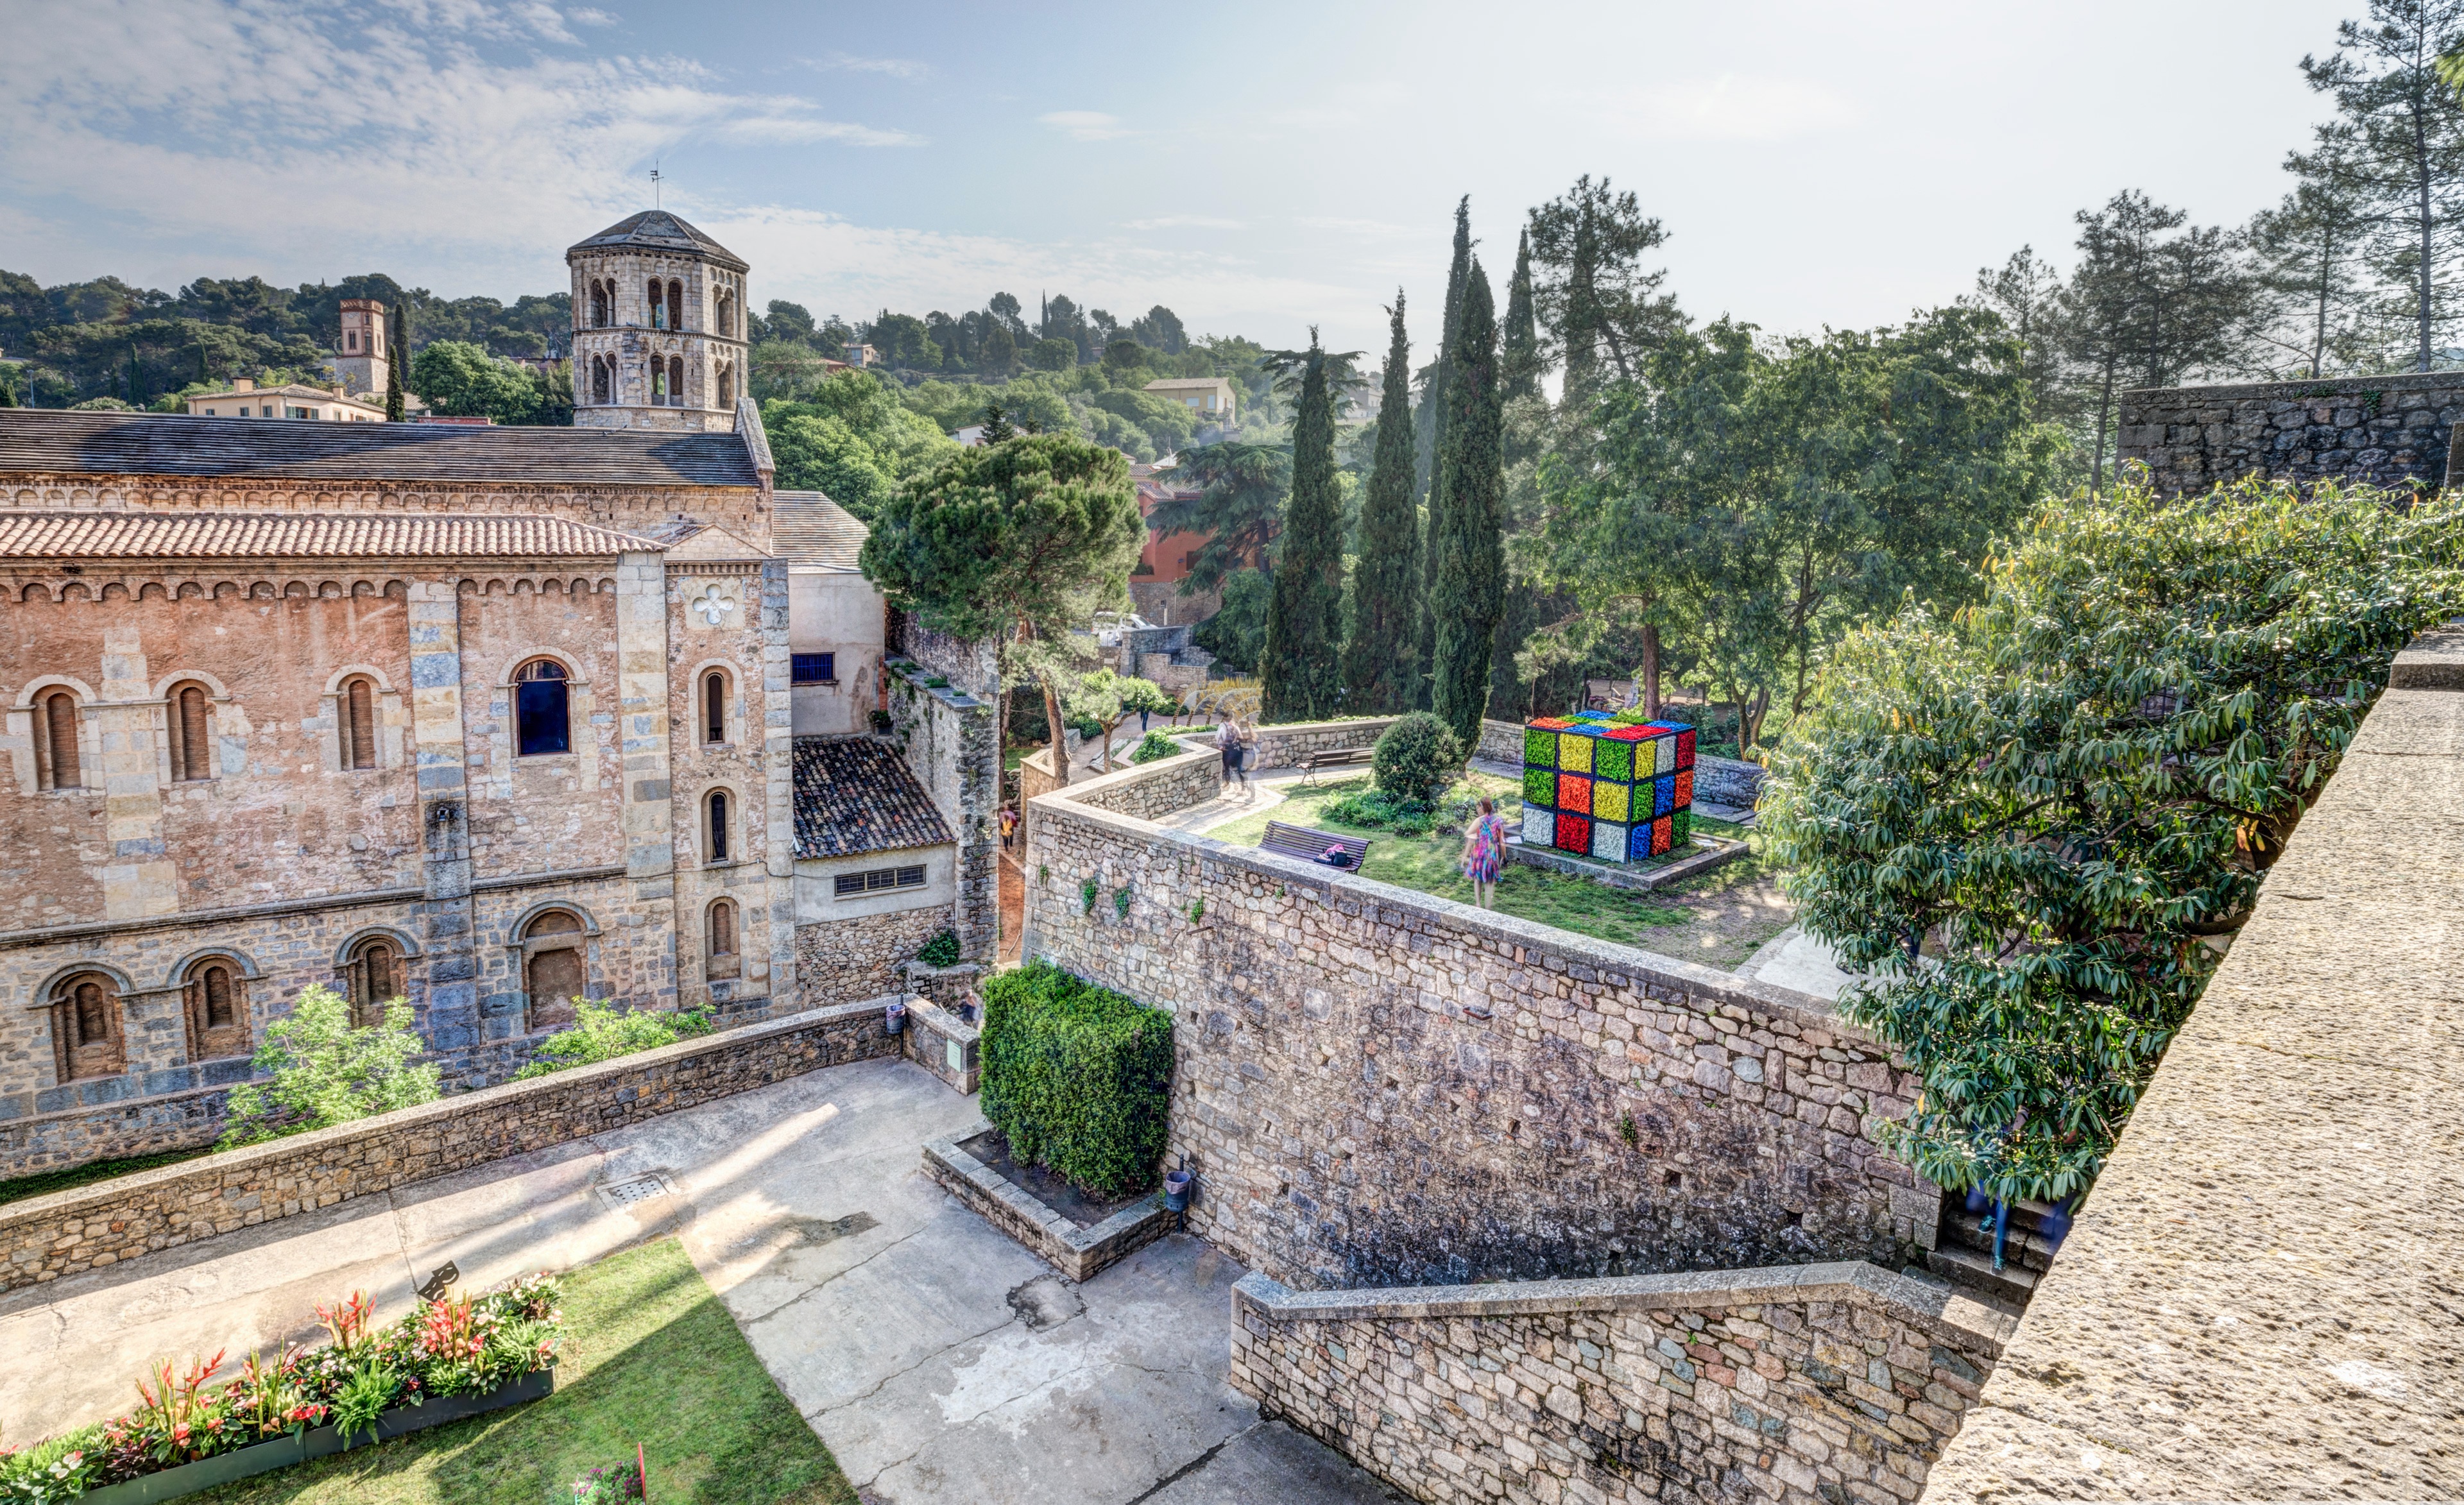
[1215,718,1254,786]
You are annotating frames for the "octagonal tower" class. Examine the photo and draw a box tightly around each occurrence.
[568,210,751,433]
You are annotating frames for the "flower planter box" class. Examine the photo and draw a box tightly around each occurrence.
[77,1368,555,1504]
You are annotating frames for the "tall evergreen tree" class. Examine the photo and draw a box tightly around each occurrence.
[1502,229,1542,404]
[1262,334,1346,721]
[384,301,407,422]
[1414,197,1473,710]
[1342,294,1422,711]
[1429,262,1505,746]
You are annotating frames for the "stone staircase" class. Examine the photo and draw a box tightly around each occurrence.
[1910,1189,2069,1314]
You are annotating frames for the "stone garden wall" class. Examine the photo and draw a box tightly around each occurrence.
[2116,371,2464,495]
[794,906,952,1004]
[1022,755,1935,1292]
[1232,1262,2012,1505]
[1246,716,1398,769]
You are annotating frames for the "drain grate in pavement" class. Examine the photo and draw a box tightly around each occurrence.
[598,1173,674,1210]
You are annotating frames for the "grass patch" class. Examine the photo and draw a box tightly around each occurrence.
[191,1237,853,1505]
[0,1146,214,1208]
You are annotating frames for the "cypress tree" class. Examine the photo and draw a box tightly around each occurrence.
[1429,260,1505,747]
[384,301,407,422]
[1341,293,1421,711]
[1502,228,1541,404]
[1260,334,1345,722]
[1414,196,1474,709]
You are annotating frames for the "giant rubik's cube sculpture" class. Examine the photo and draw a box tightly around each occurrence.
[1519,712,1697,863]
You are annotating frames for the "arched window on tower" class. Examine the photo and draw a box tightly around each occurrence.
[35,689,80,792]
[590,280,609,328]
[338,675,377,770]
[651,362,667,402]
[49,971,123,1082]
[648,278,666,329]
[167,681,212,781]
[667,279,684,333]
[706,897,740,980]
[706,788,731,863]
[669,355,685,406]
[184,957,250,1060]
[342,935,403,1026]
[514,658,570,756]
[704,668,729,744]
[717,362,733,408]
[592,355,612,405]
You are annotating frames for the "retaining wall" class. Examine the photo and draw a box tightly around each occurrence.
[2116,371,2464,495]
[1233,1263,2012,1505]
[1023,749,1933,1291]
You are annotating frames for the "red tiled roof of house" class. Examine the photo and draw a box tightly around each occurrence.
[0,511,665,560]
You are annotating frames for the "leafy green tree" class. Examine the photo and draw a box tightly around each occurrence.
[1072,670,1179,770]
[1428,262,1505,745]
[1129,305,1187,353]
[762,372,957,520]
[2316,0,2464,371]
[859,432,1144,786]
[1192,568,1272,672]
[1025,337,1077,372]
[515,1001,715,1079]
[1525,174,1682,402]
[979,320,1019,378]
[1343,293,1423,712]
[1149,441,1290,592]
[1262,336,1347,722]
[219,986,441,1147]
[2252,124,2390,378]
[1764,479,2464,1203]
[411,340,544,424]
[1415,198,1474,707]
[1501,229,1543,404]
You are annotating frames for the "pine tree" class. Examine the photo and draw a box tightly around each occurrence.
[384,301,407,422]
[1414,197,1473,710]
[1261,336,1346,722]
[1502,228,1541,403]
[1429,261,1505,747]
[1342,293,1423,711]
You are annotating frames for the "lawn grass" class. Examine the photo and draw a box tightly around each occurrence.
[0,1146,215,1209]
[193,1237,855,1505]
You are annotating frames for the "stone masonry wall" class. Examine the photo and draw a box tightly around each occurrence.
[1066,735,1223,820]
[1022,751,1934,1292]
[1247,717,1397,769]
[794,905,950,1004]
[0,1001,900,1293]
[883,652,998,961]
[1231,1263,2012,1505]
[2117,371,2464,495]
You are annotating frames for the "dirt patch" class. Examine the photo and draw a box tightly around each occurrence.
[998,851,1024,965]
[1652,865,1797,969]
[959,1128,1151,1229]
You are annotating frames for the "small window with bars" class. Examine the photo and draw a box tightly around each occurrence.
[792,652,836,685]
[833,864,926,898]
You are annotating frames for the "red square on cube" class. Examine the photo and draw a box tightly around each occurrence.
[1556,774,1593,815]
[1652,815,1673,855]
[1673,768,1693,808]
[1604,724,1652,742]
[1556,813,1591,853]
[1676,729,1696,769]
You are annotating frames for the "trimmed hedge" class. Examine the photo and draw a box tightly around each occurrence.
[1373,711,1462,803]
[979,960,1174,1197]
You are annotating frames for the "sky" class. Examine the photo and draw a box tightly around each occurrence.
[0,0,2354,360]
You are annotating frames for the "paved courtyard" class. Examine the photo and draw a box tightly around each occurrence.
[0,1057,1394,1504]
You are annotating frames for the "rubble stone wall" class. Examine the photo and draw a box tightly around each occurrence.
[2116,371,2464,495]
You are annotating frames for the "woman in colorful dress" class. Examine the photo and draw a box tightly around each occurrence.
[1460,796,1508,908]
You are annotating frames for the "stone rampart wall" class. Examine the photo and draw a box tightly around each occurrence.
[2116,371,2464,495]
[1063,739,1223,821]
[1247,717,1396,769]
[0,1001,901,1292]
[1233,1263,2012,1505]
[794,906,950,1006]
[1023,756,1933,1292]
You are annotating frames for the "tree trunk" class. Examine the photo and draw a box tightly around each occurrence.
[2091,357,2119,497]
[1641,624,1661,717]
[1043,681,1072,788]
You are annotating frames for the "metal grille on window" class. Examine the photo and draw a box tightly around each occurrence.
[834,865,927,897]
[792,652,835,685]
[515,659,570,756]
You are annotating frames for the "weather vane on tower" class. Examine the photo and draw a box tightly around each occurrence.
[651,160,663,210]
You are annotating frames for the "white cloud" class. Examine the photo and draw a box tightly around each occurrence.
[817,52,930,79]
[1040,110,1128,142]
[1125,215,1245,231]
[567,6,617,23]
[1599,74,1860,142]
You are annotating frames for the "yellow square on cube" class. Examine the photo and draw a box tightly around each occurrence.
[1593,781,1630,823]
[1558,733,1594,774]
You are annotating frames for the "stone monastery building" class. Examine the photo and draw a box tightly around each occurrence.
[0,214,984,1176]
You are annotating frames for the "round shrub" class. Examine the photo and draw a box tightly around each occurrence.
[1372,711,1462,804]
[1129,729,1181,764]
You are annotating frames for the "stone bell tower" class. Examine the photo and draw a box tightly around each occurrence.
[334,299,389,397]
[567,210,751,433]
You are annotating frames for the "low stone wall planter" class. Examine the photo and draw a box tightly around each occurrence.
[1503,831,1746,891]
[923,1123,1173,1282]
[80,1368,554,1504]
[901,998,980,1095]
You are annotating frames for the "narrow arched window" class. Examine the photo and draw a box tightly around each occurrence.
[648,278,665,329]
[167,681,212,781]
[344,936,402,1026]
[523,911,586,1030]
[51,971,123,1081]
[514,658,570,756]
[339,676,377,769]
[652,362,667,400]
[706,897,739,979]
[36,690,80,791]
[185,958,250,1059]
[669,355,685,405]
[592,355,611,405]
[717,363,733,408]
[667,280,684,334]
[591,280,608,328]
[704,670,728,744]
[707,788,730,862]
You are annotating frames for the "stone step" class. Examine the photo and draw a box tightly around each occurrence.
[1903,1264,2026,1321]
[1938,1216,2060,1271]
[1927,1244,2042,1308]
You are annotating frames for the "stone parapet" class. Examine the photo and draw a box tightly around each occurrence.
[1231,1261,2011,1505]
[900,996,979,1095]
[1245,716,1396,769]
[2116,371,2464,495]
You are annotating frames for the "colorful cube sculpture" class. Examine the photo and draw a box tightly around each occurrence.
[1516,715,1697,865]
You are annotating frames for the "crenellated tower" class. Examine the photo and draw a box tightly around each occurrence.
[568,210,750,433]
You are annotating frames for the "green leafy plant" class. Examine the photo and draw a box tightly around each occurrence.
[916,930,962,968]
[218,985,441,1148]
[513,1002,715,1080]
[979,960,1174,1196]
[572,1461,647,1502]
[1322,785,1444,837]
[1113,885,1133,919]
[1129,729,1183,765]
[1037,863,1050,883]
[924,674,950,688]
[1764,479,2464,1203]
[0,1422,106,1501]
[1081,876,1100,914]
[329,1361,398,1446]
[1618,1111,1639,1148]
[1371,712,1463,804]
[1187,897,1206,923]
[869,709,893,733]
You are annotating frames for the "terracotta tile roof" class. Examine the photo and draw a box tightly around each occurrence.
[794,737,954,859]
[0,511,665,560]
[772,489,867,570]
[0,409,761,488]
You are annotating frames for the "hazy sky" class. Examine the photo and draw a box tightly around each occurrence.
[1,0,2352,359]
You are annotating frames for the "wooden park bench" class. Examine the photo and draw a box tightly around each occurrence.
[1294,746,1374,787]
[1262,820,1372,873]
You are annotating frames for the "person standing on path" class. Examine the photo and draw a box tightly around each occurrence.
[1460,796,1508,908]
[1217,718,1246,788]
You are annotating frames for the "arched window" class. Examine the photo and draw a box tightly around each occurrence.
[167,681,212,781]
[669,355,685,406]
[717,362,733,408]
[706,898,739,980]
[592,355,611,405]
[338,676,377,770]
[514,658,570,756]
[590,280,609,328]
[706,788,730,862]
[35,689,80,791]
[648,278,666,329]
[343,935,403,1026]
[345,330,359,352]
[522,910,586,1030]
[651,362,667,400]
[184,958,250,1060]
[703,669,728,744]
[49,971,123,1081]
[666,279,684,334]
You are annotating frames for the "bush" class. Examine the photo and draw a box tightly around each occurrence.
[916,930,961,967]
[1372,711,1462,804]
[979,960,1173,1196]
[1129,729,1182,764]
[218,985,441,1148]
[1322,786,1437,837]
[513,1001,715,1080]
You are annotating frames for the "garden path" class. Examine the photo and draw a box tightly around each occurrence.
[0,1057,1396,1504]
